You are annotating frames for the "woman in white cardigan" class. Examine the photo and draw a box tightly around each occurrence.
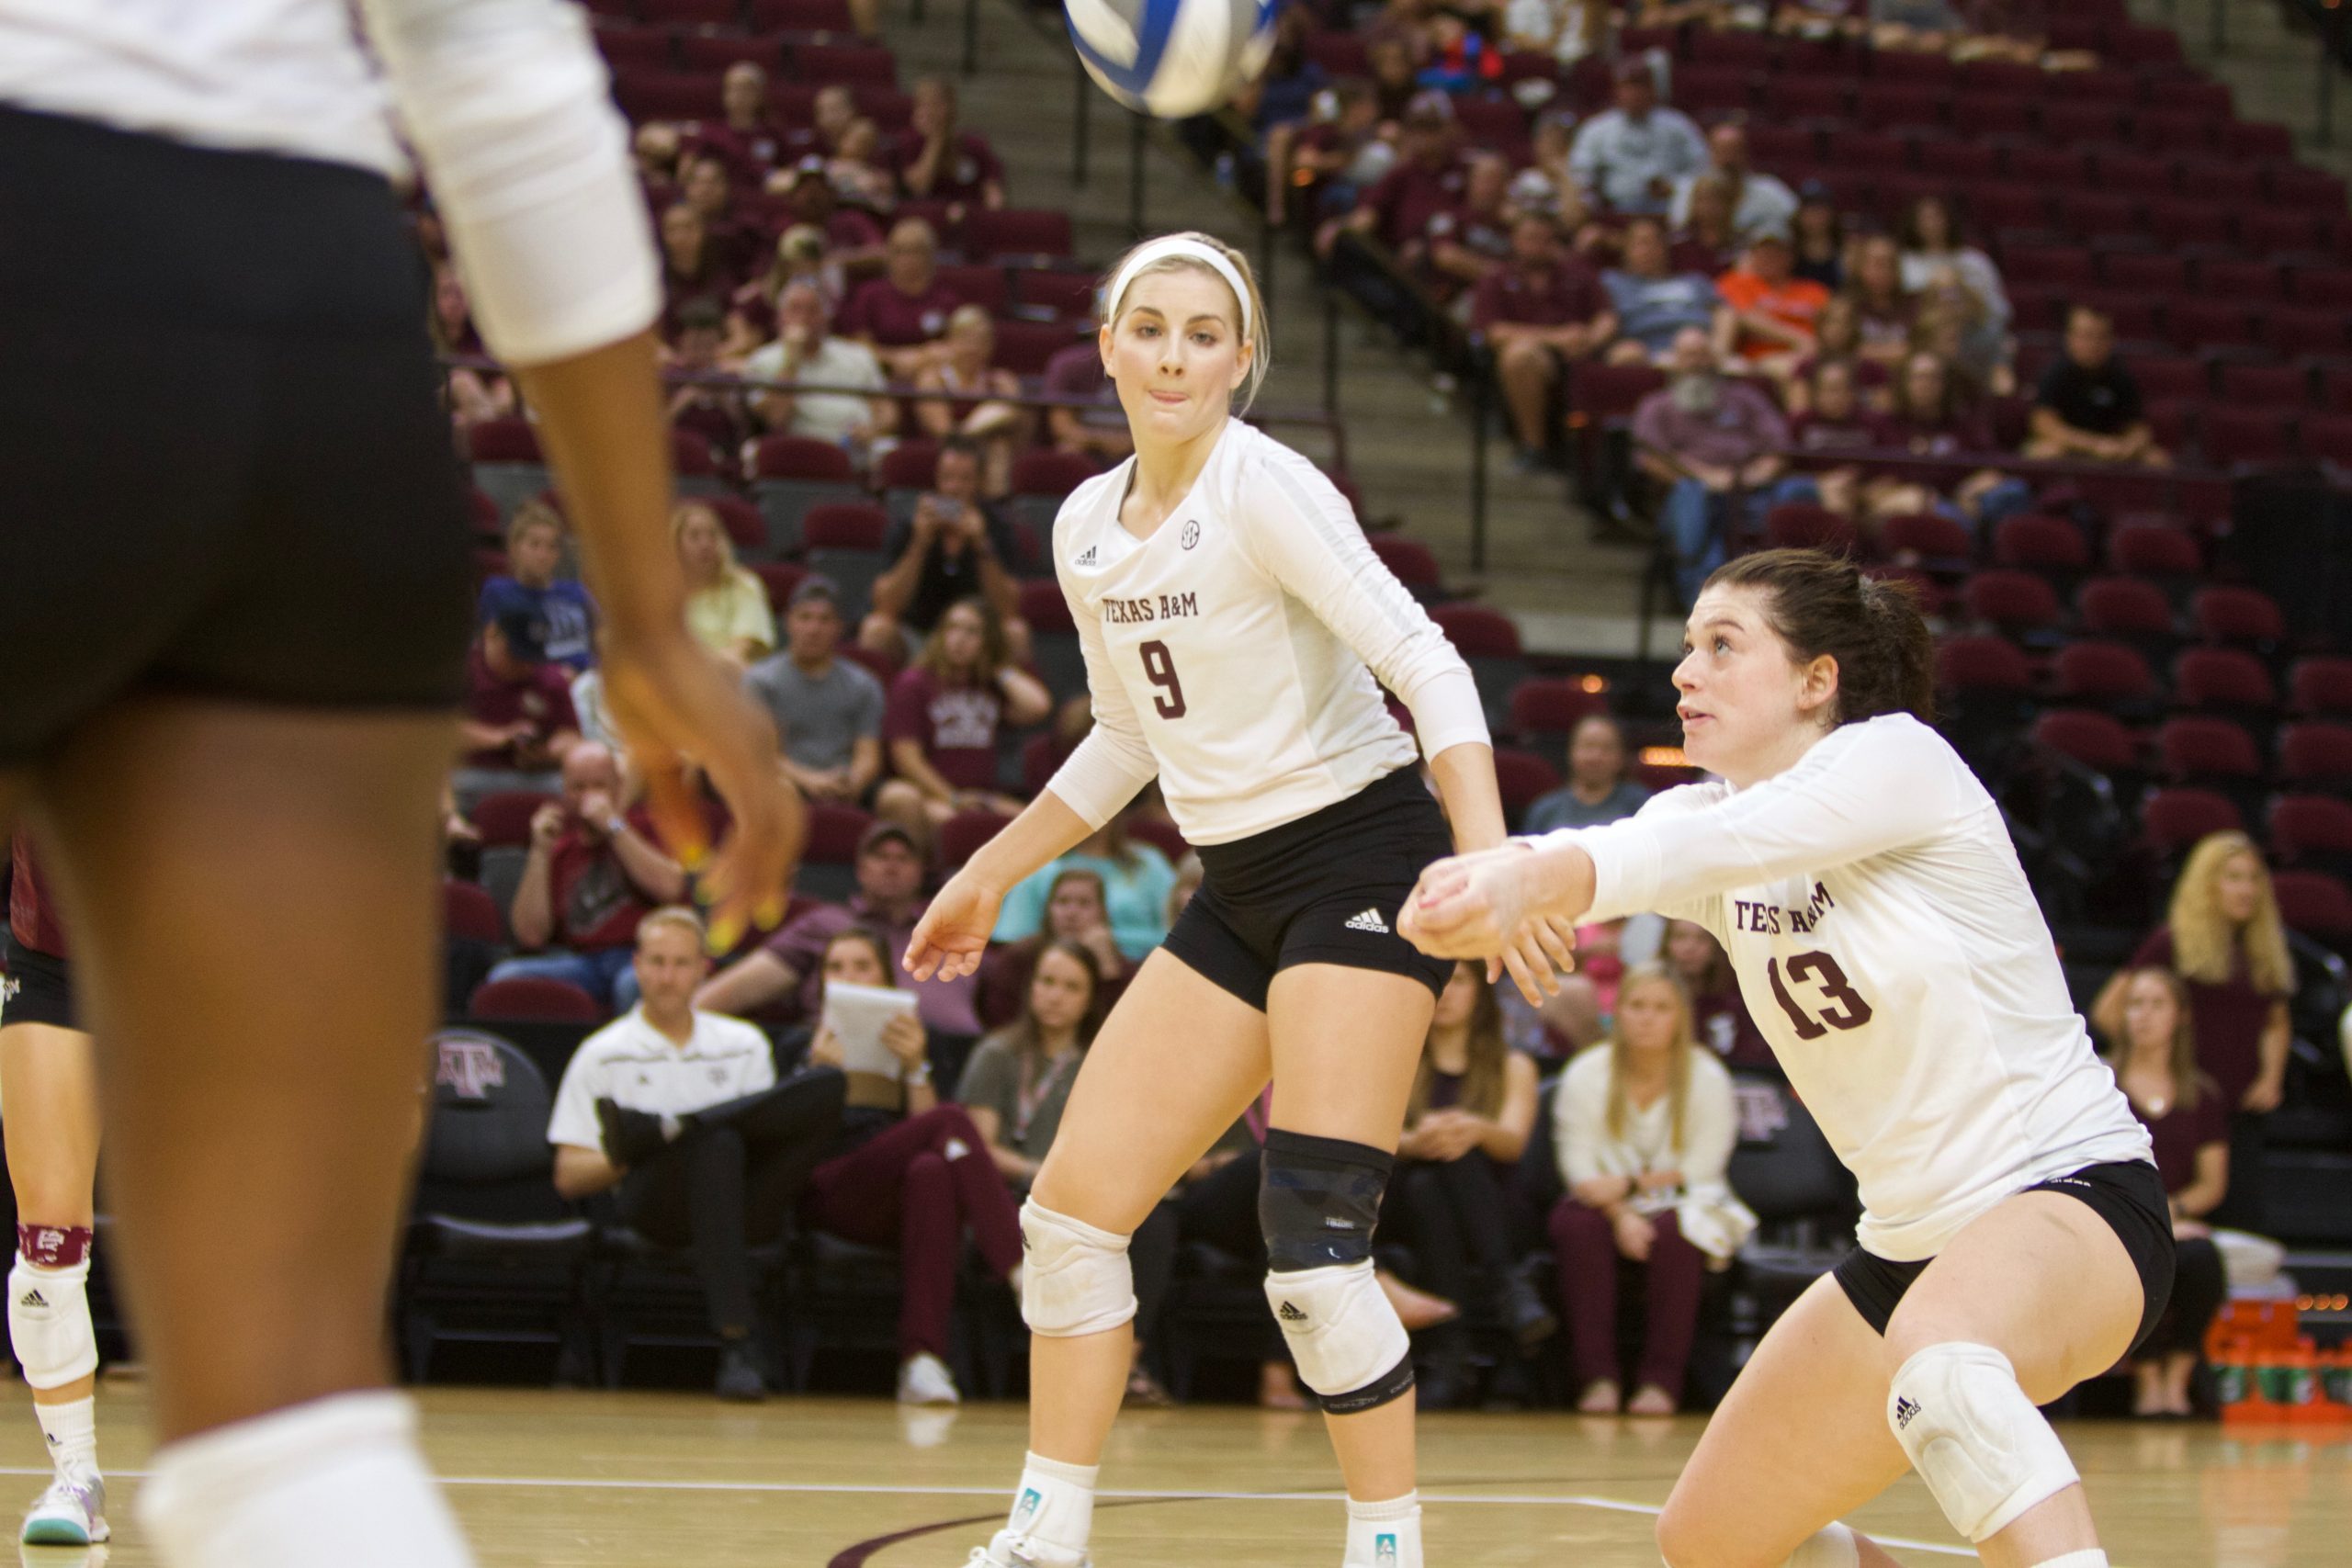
[1548,964,1753,1414]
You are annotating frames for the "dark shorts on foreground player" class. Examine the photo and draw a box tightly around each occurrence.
[0,106,474,765]
[0,935,76,1032]
[1833,1158,2177,1357]
[1163,764,1456,1011]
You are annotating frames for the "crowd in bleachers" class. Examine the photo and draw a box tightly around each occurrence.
[373,0,2352,1414]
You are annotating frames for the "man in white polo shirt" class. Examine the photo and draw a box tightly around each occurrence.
[548,907,842,1400]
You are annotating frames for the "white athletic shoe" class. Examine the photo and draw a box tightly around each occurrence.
[21,1473,107,1545]
[967,1529,1091,1567]
[896,1352,960,1405]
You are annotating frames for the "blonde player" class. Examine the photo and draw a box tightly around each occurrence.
[1402,548,2173,1568]
[905,231,1572,1568]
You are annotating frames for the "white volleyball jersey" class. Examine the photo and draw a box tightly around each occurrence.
[546,1008,777,1153]
[1043,419,1489,845]
[1538,714,2152,1260]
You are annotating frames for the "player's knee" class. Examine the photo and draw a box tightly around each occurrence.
[1020,1199,1136,1337]
[9,1226,97,1391]
[1887,1341,2079,1543]
[1258,1129,1412,1414]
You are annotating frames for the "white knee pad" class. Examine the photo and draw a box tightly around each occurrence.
[1265,1258,1412,1412]
[1887,1342,2079,1543]
[9,1253,97,1390]
[1019,1201,1136,1337]
[1781,1523,1859,1568]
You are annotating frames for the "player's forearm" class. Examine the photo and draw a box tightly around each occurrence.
[961,789,1096,898]
[1428,742,1508,852]
[511,851,557,947]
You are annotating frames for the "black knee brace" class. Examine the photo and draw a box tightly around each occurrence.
[1258,1128,1394,1271]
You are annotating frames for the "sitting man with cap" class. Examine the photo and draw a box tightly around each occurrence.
[745,575,887,805]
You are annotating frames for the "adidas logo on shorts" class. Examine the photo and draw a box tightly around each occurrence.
[1279,1301,1308,1323]
[1894,1395,1921,1430]
[1343,908,1389,934]
[18,1289,46,1311]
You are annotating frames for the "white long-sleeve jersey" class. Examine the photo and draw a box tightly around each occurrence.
[1535,713,2151,1260]
[1045,419,1490,845]
[0,0,659,367]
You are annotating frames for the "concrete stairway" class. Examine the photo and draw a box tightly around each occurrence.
[2132,0,2352,183]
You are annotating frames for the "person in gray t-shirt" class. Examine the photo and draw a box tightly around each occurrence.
[1523,712,1651,834]
[744,576,885,802]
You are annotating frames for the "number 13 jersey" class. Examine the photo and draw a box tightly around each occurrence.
[1044,419,1489,846]
[1540,714,2151,1260]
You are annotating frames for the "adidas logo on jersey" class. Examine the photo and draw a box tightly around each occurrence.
[1893,1395,1921,1430]
[17,1289,46,1310]
[1279,1301,1308,1323]
[1075,546,1098,566]
[1343,908,1389,934]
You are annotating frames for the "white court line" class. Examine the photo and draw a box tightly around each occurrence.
[0,1466,1976,1556]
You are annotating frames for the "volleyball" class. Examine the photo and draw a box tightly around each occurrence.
[1065,0,1280,118]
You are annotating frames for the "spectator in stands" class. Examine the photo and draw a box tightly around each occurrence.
[634,120,684,193]
[876,596,1052,840]
[1789,181,1844,291]
[826,118,899,214]
[1668,172,1740,277]
[1523,712,1650,833]
[1547,964,1750,1415]
[1385,963,1552,1404]
[658,201,740,334]
[991,806,1178,963]
[777,153,887,276]
[1423,150,1516,303]
[1568,61,1707,218]
[792,927,1023,1405]
[863,437,1028,656]
[697,820,984,1046]
[1633,326,1790,602]
[1507,110,1596,242]
[548,906,846,1400]
[493,742,686,1010]
[1670,121,1798,241]
[2099,966,2231,1419]
[746,578,886,806]
[1716,224,1830,380]
[478,500,595,674]
[1665,918,1768,1066]
[1860,349,2028,534]
[914,306,1031,496]
[1841,233,1916,368]
[2094,830,2293,1230]
[1786,294,1884,410]
[426,262,512,427]
[978,865,1133,1035]
[1911,294,2012,402]
[688,62,792,183]
[1777,357,1894,516]
[1364,34,1419,120]
[743,281,896,458]
[1042,338,1134,463]
[894,78,1006,212]
[1601,217,1728,365]
[571,637,615,750]
[1503,0,1615,63]
[808,85,860,162]
[1320,90,1464,265]
[1233,5,1329,138]
[1897,195,2008,376]
[841,217,965,379]
[458,607,582,794]
[674,500,775,670]
[1476,212,1616,470]
[682,152,761,277]
[1266,78,1396,229]
[2025,305,2168,467]
[730,225,846,355]
[664,300,747,454]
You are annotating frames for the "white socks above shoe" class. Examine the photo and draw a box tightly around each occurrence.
[34,1396,96,1481]
[1005,1450,1099,1554]
[2030,1553,2109,1568]
[136,1391,474,1568]
[1345,1491,1422,1568]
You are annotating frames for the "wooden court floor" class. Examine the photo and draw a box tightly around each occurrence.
[4,1385,2346,1565]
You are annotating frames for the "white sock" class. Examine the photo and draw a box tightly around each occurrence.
[1005,1450,1099,1551]
[1345,1490,1422,1568]
[33,1395,96,1481]
[136,1391,474,1568]
[2030,1553,2109,1568]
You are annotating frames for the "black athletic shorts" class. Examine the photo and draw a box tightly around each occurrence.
[0,107,475,765]
[1163,765,1456,1011]
[1832,1159,2177,1358]
[0,935,76,1032]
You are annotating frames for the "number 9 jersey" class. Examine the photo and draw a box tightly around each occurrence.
[1042,419,1489,846]
[1536,713,2153,1262]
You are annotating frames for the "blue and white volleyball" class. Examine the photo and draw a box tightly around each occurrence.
[1066,0,1280,118]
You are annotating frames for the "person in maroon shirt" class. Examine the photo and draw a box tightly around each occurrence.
[1040,340,1131,463]
[680,153,763,281]
[1664,917,1770,1067]
[658,200,741,339]
[875,596,1051,843]
[2095,830,2295,1232]
[458,608,582,780]
[1422,152,1515,303]
[976,867,1134,1032]
[1319,91,1464,264]
[839,217,965,378]
[1475,213,1617,468]
[485,741,689,1010]
[777,159,887,276]
[683,62,794,186]
[1667,172,1738,279]
[892,78,1005,211]
[1777,358,1894,519]
[2101,967,2231,1417]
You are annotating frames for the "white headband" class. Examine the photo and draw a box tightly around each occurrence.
[1106,237,1252,342]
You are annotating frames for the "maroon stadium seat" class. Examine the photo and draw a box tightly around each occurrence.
[2050,639,2159,708]
[794,42,898,86]
[1009,449,1099,501]
[2100,251,2188,297]
[1999,245,2096,292]
[991,318,1086,376]
[746,560,804,614]
[676,35,784,72]
[2279,721,2352,789]
[2302,413,2352,466]
[2270,869,2352,946]
[962,209,1074,260]
[804,801,876,867]
[2190,585,2288,648]
[1992,513,2090,578]
[745,434,854,481]
[443,879,504,946]
[1937,633,2035,694]
[1763,502,1856,555]
[1881,511,1974,567]
[2139,787,2245,857]
[874,440,942,491]
[2199,409,2297,469]
[1430,603,1523,659]
[1962,570,2065,637]
[2154,715,2264,784]
[1566,362,1667,423]
[933,264,1011,315]
[2290,657,2352,719]
[2146,200,2234,254]
[469,417,543,463]
[799,502,889,551]
[1017,576,1075,637]
[2104,524,2201,581]
[2076,576,2178,641]
[1507,679,1611,739]
[1493,748,1564,822]
[2215,363,2311,412]
[1126,815,1190,864]
[1368,535,1442,592]
[473,790,557,849]
[2195,259,2284,306]
[2172,647,2278,714]
[2032,709,2142,773]
[2270,795,2352,866]
[937,809,1013,869]
[469,976,604,1023]
[749,0,858,28]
